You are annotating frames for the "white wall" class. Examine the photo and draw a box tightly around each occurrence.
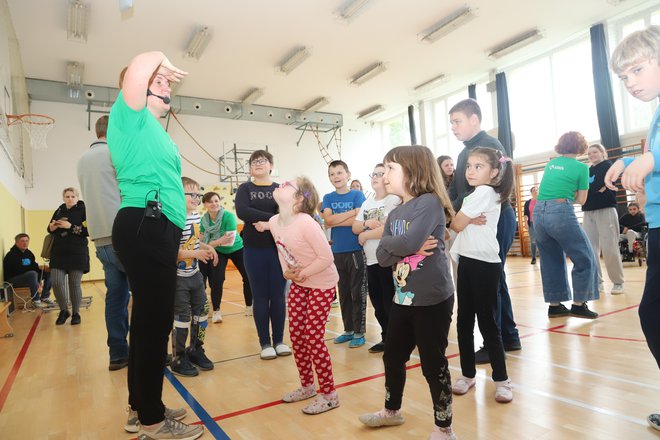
[25,100,385,210]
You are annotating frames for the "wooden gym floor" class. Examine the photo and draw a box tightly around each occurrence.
[0,257,658,439]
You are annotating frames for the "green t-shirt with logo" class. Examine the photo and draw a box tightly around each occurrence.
[107,91,186,229]
[538,156,589,201]
[200,210,244,255]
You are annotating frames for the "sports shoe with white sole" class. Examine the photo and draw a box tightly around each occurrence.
[136,417,203,440]
[359,408,405,427]
[125,407,188,433]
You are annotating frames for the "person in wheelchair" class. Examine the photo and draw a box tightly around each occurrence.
[619,202,647,256]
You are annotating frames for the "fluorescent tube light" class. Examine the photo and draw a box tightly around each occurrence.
[303,97,329,112]
[337,0,372,21]
[420,5,476,43]
[350,62,387,86]
[357,104,385,119]
[278,46,311,74]
[488,29,543,59]
[66,61,84,99]
[67,0,88,43]
[184,26,211,60]
[414,73,447,91]
[241,88,264,105]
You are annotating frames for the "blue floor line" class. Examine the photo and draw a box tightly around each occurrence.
[164,368,230,439]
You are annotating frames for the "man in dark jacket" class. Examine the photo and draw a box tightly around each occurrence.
[3,233,52,305]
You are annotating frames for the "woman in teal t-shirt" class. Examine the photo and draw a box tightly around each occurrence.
[534,131,599,319]
[199,191,252,323]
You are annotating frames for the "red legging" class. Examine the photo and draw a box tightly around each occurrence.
[288,283,336,394]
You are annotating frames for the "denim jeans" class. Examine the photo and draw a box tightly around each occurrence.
[495,205,519,346]
[528,222,537,260]
[533,200,599,303]
[96,244,130,361]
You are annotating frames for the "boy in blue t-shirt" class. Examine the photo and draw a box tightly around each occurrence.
[605,25,660,431]
[171,177,218,377]
[321,160,367,348]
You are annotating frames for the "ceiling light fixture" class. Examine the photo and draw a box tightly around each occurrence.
[357,104,385,119]
[241,88,264,105]
[303,97,329,112]
[67,0,88,43]
[278,46,311,74]
[337,0,372,21]
[413,73,447,92]
[184,26,212,60]
[66,61,84,99]
[488,28,543,59]
[350,62,387,86]
[420,5,476,43]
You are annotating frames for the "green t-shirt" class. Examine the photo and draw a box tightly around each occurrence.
[200,210,244,254]
[538,156,589,201]
[107,91,186,229]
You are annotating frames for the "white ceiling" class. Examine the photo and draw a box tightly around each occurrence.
[6,0,656,121]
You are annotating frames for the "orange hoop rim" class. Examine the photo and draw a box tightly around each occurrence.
[6,113,55,126]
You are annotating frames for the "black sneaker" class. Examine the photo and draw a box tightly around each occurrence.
[171,354,199,377]
[368,341,385,353]
[165,353,173,367]
[548,304,570,317]
[55,310,71,325]
[570,303,598,319]
[531,259,536,265]
[188,347,214,371]
[474,346,490,364]
[503,341,522,352]
[109,358,129,371]
[71,313,81,325]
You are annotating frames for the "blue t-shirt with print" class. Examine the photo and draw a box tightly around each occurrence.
[322,190,366,253]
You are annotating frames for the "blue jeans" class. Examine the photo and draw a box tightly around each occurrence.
[243,246,287,348]
[7,269,50,300]
[96,244,130,361]
[528,222,537,260]
[495,205,519,345]
[533,200,599,303]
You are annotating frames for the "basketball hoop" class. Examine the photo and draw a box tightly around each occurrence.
[7,114,55,150]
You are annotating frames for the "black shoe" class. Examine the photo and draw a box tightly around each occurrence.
[531,259,536,265]
[187,347,214,371]
[109,358,129,371]
[368,341,385,353]
[548,304,570,317]
[503,341,522,352]
[70,313,81,325]
[165,353,173,367]
[570,303,598,319]
[55,310,71,325]
[171,354,199,377]
[474,346,491,364]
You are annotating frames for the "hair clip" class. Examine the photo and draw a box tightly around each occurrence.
[303,191,310,199]
[499,156,512,164]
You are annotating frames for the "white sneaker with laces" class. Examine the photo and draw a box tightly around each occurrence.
[611,283,624,295]
[125,407,188,433]
[212,310,222,323]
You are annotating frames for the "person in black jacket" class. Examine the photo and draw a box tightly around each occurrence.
[47,187,89,325]
[619,202,647,253]
[523,186,539,264]
[3,233,52,305]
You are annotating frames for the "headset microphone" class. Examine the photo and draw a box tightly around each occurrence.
[147,89,171,104]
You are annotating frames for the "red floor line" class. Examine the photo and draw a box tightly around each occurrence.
[549,329,646,343]
[0,312,41,413]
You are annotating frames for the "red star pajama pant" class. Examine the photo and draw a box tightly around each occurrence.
[288,282,336,394]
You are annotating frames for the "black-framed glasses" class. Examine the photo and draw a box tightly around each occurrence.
[250,158,269,166]
[184,192,203,200]
[369,172,385,178]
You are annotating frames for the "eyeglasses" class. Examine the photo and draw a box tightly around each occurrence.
[280,180,299,191]
[369,172,385,178]
[184,193,203,200]
[250,158,269,166]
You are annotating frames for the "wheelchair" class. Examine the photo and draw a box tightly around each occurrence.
[619,225,648,267]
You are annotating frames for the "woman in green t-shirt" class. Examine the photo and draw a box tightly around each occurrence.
[199,191,252,323]
[534,131,599,319]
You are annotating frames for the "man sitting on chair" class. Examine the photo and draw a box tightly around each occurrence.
[2,233,52,306]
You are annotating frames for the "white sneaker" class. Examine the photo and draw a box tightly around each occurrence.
[275,343,292,356]
[598,283,605,293]
[260,346,277,360]
[32,299,45,308]
[212,310,222,323]
[611,283,624,295]
[245,305,253,317]
[495,379,513,403]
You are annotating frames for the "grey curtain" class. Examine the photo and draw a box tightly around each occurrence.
[468,84,477,100]
[496,72,513,157]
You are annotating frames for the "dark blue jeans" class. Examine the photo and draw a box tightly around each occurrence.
[494,205,520,346]
[96,244,130,362]
[243,246,287,348]
[7,269,51,300]
[640,228,660,369]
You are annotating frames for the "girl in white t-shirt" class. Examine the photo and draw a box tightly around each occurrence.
[449,147,514,404]
[352,163,400,353]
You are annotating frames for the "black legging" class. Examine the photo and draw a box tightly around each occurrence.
[113,208,181,426]
[200,248,252,310]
